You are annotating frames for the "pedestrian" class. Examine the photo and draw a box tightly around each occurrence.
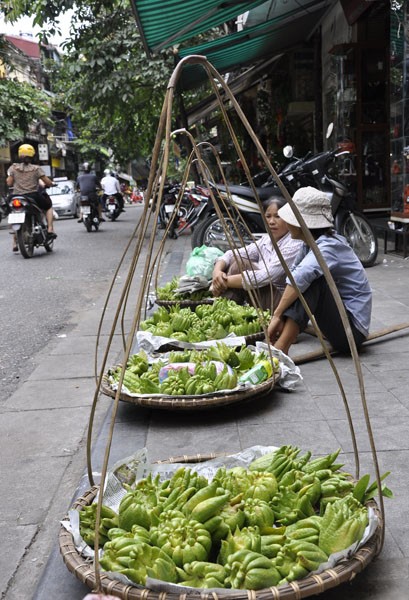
[267,186,372,355]
[211,195,303,312]
[6,144,57,252]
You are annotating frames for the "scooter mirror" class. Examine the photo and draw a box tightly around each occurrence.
[326,123,334,139]
[283,145,293,158]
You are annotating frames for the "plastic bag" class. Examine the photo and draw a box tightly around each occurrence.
[185,245,224,279]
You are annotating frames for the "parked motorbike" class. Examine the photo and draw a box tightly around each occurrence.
[158,184,207,239]
[0,195,10,224]
[8,194,54,258]
[190,182,273,251]
[277,125,378,267]
[80,194,100,232]
[105,194,121,221]
[192,126,378,267]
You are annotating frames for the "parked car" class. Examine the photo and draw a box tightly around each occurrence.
[48,178,79,218]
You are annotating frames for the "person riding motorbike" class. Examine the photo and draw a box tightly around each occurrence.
[100,169,124,212]
[6,144,56,252]
[76,162,104,223]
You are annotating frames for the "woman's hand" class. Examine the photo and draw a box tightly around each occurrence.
[212,270,228,296]
[267,315,285,344]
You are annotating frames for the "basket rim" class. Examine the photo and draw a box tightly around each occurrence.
[101,370,276,410]
[59,455,383,600]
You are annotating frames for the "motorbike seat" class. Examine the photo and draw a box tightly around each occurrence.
[214,183,277,202]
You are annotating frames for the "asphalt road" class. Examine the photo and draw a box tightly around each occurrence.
[0,205,143,401]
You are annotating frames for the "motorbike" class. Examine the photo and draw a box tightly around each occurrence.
[80,194,100,232]
[8,194,54,258]
[277,126,378,267]
[191,126,378,267]
[158,184,207,239]
[190,182,274,251]
[105,194,121,221]
[0,195,10,224]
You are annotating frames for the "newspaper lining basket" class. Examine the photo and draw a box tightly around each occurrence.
[59,453,383,600]
[101,370,276,410]
[154,331,265,353]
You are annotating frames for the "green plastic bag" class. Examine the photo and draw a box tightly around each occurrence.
[186,245,224,279]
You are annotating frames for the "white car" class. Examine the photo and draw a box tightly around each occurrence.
[48,178,79,218]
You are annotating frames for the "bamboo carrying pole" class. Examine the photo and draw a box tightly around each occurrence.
[292,322,409,365]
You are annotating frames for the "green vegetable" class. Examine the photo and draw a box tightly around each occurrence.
[150,516,212,567]
[318,494,369,555]
[224,549,281,589]
[117,542,178,584]
[177,561,226,588]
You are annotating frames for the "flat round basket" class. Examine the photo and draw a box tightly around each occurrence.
[59,454,383,600]
[100,371,275,410]
[155,298,214,308]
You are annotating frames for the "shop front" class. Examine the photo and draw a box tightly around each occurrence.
[321,0,390,214]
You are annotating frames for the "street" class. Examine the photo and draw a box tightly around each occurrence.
[0,207,142,399]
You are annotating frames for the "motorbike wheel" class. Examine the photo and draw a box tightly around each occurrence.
[16,218,34,258]
[191,214,254,251]
[85,218,92,232]
[339,212,378,268]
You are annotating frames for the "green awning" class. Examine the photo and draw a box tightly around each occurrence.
[177,1,327,90]
[130,0,269,56]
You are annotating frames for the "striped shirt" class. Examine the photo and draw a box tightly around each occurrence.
[8,163,45,194]
[217,232,303,293]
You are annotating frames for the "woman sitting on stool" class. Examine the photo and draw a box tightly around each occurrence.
[211,195,303,312]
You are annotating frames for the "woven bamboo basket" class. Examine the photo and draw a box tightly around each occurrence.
[59,454,383,600]
[101,370,275,410]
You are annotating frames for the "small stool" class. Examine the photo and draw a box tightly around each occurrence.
[385,213,409,258]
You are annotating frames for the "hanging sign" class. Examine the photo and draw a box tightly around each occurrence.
[38,144,49,161]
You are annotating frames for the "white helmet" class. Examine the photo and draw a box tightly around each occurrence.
[104,168,110,175]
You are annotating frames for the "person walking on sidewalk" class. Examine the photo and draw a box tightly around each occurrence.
[267,186,372,355]
[76,162,104,223]
[6,144,57,251]
[211,195,303,312]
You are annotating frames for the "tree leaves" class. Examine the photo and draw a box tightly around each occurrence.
[0,79,52,146]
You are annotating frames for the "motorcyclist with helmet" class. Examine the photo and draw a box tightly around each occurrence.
[6,144,57,252]
[100,169,125,212]
[76,162,104,223]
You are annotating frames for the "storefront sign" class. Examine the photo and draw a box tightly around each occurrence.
[340,0,374,25]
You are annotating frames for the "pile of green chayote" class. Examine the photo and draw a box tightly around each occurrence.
[79,445,390,590]
[108,344,279,396]
[156,277,212,302]
[139,298,270,342]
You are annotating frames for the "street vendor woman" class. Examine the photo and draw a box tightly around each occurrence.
[267,186,372,355]
[211,195,303,312]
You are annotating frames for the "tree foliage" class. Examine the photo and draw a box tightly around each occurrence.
[0,77,52,146]
[4,0,218,166]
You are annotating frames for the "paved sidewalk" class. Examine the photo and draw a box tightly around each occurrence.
[4,230,409,600]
